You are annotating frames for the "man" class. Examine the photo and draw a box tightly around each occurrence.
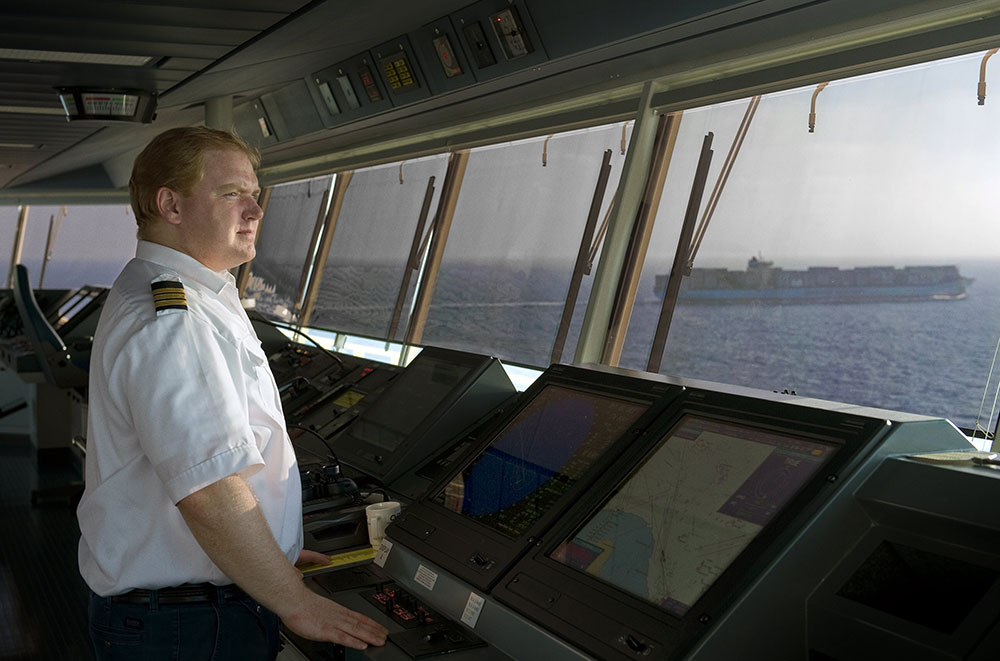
[77,126,388,659]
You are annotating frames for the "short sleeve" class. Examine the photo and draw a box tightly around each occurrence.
[114,309,264,503]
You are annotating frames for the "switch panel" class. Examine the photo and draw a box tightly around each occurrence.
[316,81,340,115]
[462,21,497,69]
[357,64,383,103]
[432,34,463,78]
[450,1,547,83]
[335,74,361,109]
[490,7,533,59]
[380,52,420,94]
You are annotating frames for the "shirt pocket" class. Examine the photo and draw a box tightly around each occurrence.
[240,337,283,419]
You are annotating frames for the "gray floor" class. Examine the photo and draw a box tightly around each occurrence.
[0,434,91,661]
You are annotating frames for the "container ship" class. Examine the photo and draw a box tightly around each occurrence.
[655,257,973,303]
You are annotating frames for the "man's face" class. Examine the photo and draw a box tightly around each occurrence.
[173,149,262,272]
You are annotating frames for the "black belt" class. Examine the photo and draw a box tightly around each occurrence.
[111,583,248,605]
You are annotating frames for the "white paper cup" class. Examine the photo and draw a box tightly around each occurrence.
[366,501,402,548]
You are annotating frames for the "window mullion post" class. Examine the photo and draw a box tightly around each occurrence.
[551,149,614,365]
[299,172,353,328]
[573,82,660,365]
[404,150,470,348]
[386,175,437,345]
[7,205,29,288]
[603,111,683,366]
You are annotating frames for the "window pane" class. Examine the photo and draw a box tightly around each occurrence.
[623,51,1000,432]
[310,155,449,339]
[246,176,332,320]
[421,124,630,367]
[16,205,136,288]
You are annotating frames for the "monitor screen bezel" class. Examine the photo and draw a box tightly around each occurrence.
[492,388,890,660]
[386,364,682,591]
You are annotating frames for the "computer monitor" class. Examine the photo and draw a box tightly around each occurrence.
[493,387,890,660]
[553,415,836,615]
[388,364,682,591]
[330,346,516,486]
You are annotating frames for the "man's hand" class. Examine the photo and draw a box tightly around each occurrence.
[282,591,388,650]
[296,549,331,567]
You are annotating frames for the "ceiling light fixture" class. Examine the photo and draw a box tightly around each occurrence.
[57,88,157,123]
[0,105,65,116]
[0,48,153,67]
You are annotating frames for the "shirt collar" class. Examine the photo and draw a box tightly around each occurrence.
[135,240,237,294]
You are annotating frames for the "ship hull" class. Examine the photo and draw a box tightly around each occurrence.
[654,266,972,304]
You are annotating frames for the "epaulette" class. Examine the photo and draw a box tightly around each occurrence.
[151,278,188,313]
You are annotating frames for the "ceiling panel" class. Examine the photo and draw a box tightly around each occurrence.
[0,0,314,191]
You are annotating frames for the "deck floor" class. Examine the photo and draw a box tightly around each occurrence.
[0,435,91,660]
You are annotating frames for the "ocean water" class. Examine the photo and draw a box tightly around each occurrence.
[259,259,1000,432]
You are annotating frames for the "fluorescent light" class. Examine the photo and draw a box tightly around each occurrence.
[0,105,65,115]
[0,142,41,149]
[0,48,153,67]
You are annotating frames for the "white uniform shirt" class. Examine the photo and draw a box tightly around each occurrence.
[78,241,303,596]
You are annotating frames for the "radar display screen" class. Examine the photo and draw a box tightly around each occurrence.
[551,415,836,616]
[434,384,648,538]
[348,354,471,452]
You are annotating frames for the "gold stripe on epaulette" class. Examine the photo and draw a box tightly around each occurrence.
[151,279,187,312]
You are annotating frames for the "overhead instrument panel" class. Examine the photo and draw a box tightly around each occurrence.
[410,16,474,95]
[302,0,547,130]
[233,98,278,149]
[371,36,431,104]
[451,0,546,82]
[258,80,324,141]
[308,51,392,127]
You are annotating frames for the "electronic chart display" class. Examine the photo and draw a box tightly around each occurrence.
[549,414,838,617]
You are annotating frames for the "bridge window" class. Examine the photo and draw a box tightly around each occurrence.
[14,204,135,288]
[245,175,333,321]
[309,154,449,340]
[622,49,1000,437]
[419,124,630,367]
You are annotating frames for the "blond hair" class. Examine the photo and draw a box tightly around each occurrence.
[129,127,260,235]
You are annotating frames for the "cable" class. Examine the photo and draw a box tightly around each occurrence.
[287,423,340,468]
[290,442,330,463]
[360,488,388,502]
[250,314,344,369]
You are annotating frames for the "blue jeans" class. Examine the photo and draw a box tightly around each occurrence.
[88,589,280,660]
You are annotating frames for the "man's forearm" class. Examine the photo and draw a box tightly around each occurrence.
[177,473,388,649]
[176,474,308,619]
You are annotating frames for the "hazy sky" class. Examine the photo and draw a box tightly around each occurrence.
[0,204,136,286]
[648,49,1000,270]
[433,47,1000,271]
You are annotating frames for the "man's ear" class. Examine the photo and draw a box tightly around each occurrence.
[155,187,183,226]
